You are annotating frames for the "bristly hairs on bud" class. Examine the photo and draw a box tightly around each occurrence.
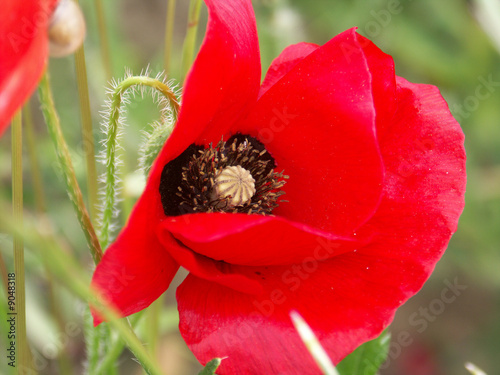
[138,117,175,178]
[97,67,181,249]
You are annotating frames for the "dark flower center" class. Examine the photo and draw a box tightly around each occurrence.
[159,134,288,216]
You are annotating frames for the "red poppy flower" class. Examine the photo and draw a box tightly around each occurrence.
[0,0,58,136]
[91,0,466,373]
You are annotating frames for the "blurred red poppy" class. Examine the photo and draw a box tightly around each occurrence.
[0,0,58,135]
[91,0,466,373]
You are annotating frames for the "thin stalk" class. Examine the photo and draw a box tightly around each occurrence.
[101,324,117,375]
[181,0,203,81]
[74,44,100,223]
[23,104,46,213]
[92,0,113,79]
[84,306,104,374]
[94,312,143,374]
[96,332,126,374]
[46,272,75,375]
[100,76,179,249]
[11,112,35,373]
[37,71,103,264]
[164,0,177,73]
[24,104,75,374]
[0,216,164,375]
[0,247,7,295]
[146,294,163,357]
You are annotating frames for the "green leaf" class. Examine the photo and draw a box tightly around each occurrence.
[336,331,391,375]
[197,358,222,375]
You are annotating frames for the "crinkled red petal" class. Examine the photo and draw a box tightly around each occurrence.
[176,77,466,375]
[162,213,361,266]
[234,29,385,236]
[156,225,263,295]
[176,257,398,375]
[356,77,466,264]
[90,197,180,325]
[0,0,58,135]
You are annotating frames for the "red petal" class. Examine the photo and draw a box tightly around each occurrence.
[357,77,466,266]
[148,0,261,179]
[176,256,402,374]
[90,196,179,325]
[156,223,264,294]
[0,0,58,135]
[175,38,466,374]
[260,42,318,98]
[235,29,385,236]
[162,213,361,266]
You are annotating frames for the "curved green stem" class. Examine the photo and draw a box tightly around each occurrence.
[38,71,103,264]
[99,76,179,249]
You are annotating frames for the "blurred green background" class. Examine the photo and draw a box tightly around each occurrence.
[1,0,499,374]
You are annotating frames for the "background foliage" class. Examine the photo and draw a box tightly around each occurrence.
[1,0,499,374]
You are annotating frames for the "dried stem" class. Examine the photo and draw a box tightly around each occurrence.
[74,45,100,223]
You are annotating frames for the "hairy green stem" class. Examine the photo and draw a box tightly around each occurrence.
[84,307,102,374]
[99,76,180,249]
[164,0,177,73]
[38,71,103,264]
[95,330,125,374]
[74,44,100,223]
[182,0,203,81]
[94,312,142,374]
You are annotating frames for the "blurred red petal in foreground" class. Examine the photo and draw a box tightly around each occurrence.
[0,0,58,136]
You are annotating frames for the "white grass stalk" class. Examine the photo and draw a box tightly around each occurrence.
[290,310,340,375]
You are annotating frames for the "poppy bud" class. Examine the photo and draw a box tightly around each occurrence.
[139,120,175,177]
[48,0,86,57]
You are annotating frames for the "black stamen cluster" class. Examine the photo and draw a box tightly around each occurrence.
[159,134,287,216]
